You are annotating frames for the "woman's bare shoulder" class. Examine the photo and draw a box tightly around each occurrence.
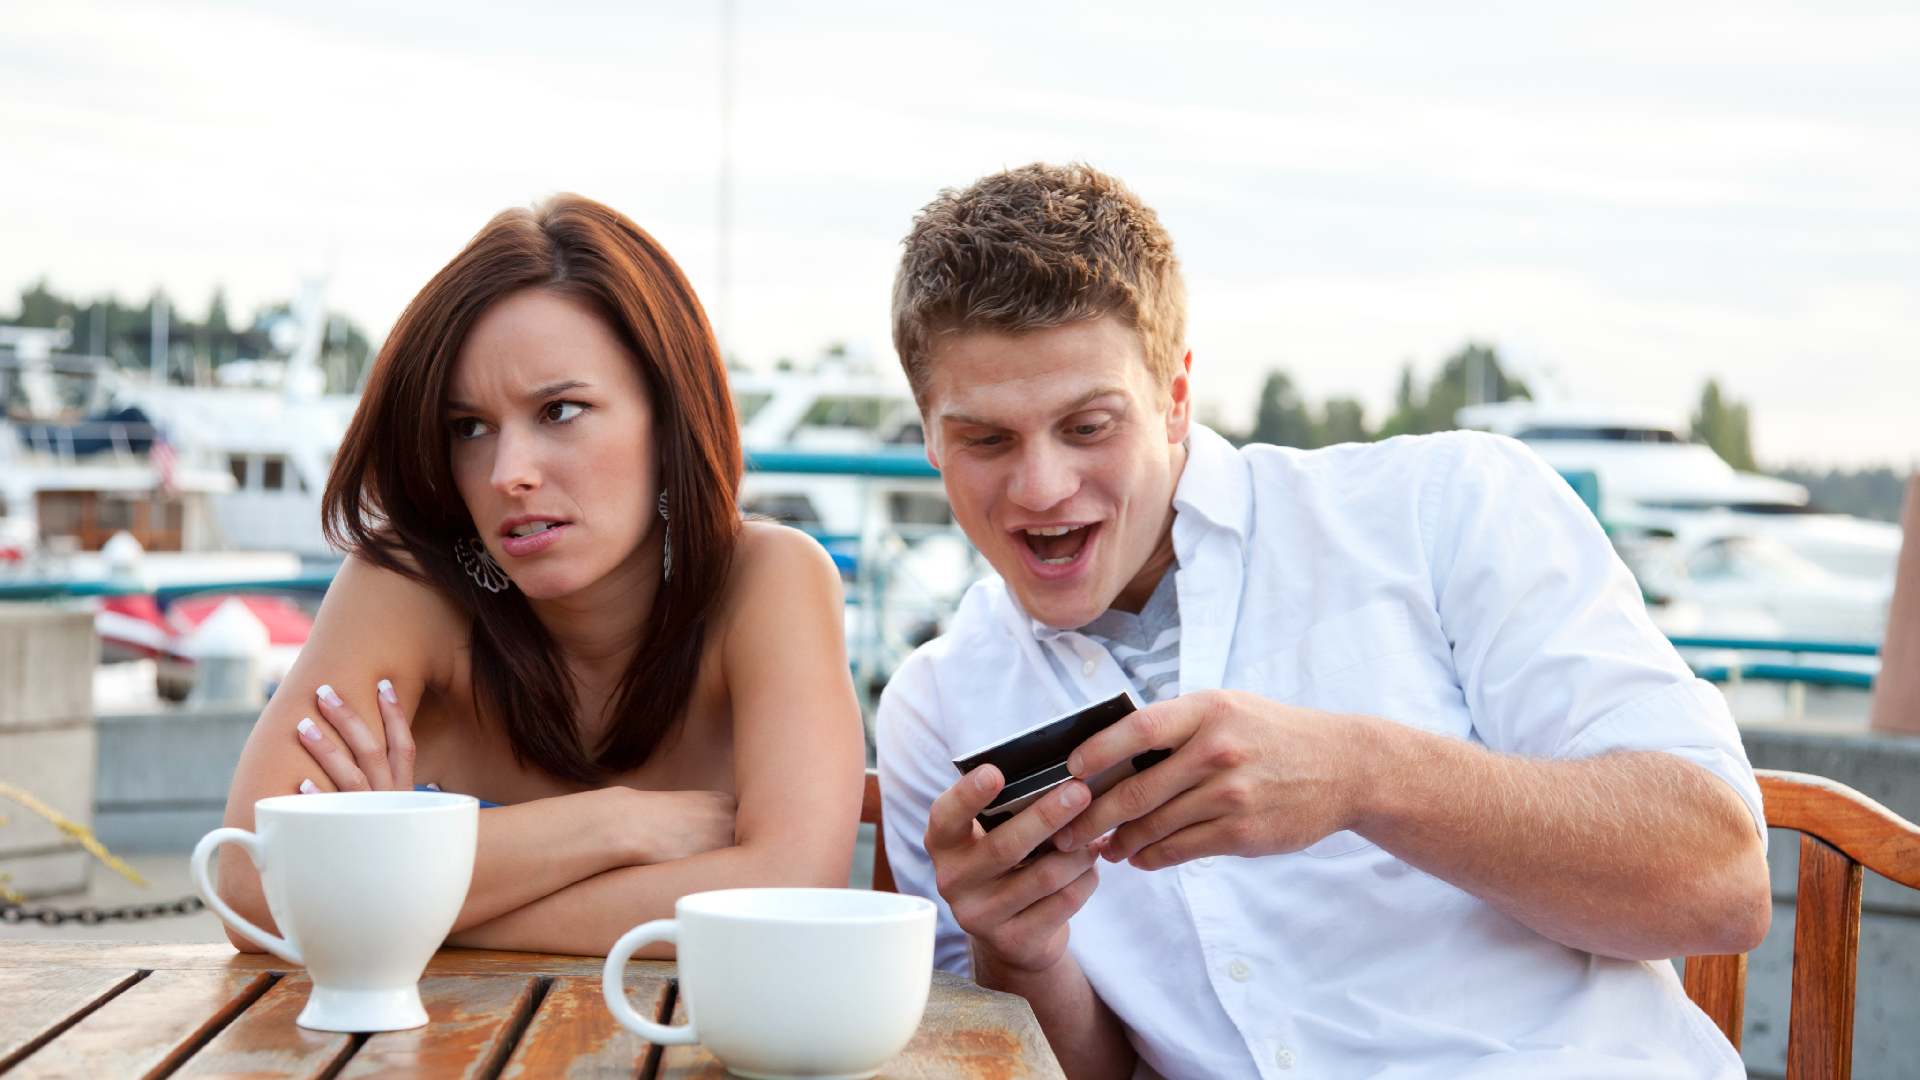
[308,554,468,683]
[726,520,842,597]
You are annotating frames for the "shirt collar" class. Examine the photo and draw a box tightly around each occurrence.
[999,423,1252,643]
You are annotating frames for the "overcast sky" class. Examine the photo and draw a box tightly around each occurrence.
[4,0,1916,465]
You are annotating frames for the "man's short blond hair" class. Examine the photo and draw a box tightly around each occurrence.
[891,162,1186,408]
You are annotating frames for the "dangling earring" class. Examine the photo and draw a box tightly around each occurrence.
[454,536,510,593]
[658,490,673,581]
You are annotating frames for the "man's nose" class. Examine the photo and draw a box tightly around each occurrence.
[490,423,541,495]
[1006,441,1078,511]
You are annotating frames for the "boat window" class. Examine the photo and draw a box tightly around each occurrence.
[96,495,137,531]
[802,396,890,429]
[740,494,822,526]
[1517,427,1682,442]
[889,492,952,526]
[735,391,773,424]
[1685,535,1828,584]
[229,455,249,489]
[37,491,84,536]
[262,456,286,491]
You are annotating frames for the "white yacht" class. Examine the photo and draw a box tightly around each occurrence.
[1455,399,1896,647]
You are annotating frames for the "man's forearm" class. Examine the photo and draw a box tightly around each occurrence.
[1348,718,1771,960]
[971,943,1135,1080]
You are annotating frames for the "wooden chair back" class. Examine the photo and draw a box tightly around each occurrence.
[862,768,897,893]
[1684,769,1920,1078]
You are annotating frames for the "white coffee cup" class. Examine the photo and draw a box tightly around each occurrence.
[192,790,478,1032]
[603,888,937,1079]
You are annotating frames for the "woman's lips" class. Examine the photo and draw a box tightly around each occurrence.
[500,523,568,558]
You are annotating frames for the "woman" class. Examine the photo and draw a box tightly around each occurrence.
[215,194,865,957]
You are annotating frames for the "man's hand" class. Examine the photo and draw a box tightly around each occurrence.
[927,764,1104,974]
[1055,689,1370,869]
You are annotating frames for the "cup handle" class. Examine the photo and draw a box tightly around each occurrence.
[191,827,303,966]
[602,919,696,1044]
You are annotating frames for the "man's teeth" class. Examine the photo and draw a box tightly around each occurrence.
[1024,525,1083,537]
[510,522,558,538]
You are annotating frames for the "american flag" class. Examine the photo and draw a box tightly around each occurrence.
[150,433,179,496]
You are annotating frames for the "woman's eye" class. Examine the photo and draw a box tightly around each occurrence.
[451,417,488,439]
[544,401,586,423]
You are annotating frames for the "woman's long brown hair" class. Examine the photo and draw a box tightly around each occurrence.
[323,194,742,783]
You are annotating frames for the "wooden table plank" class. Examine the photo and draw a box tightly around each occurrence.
[335,975,538,1080]
[7,968,275,1080]
[499,974,670,1080]
[656,970,1063,1080]
[0,966,142,1072]
[171,975,355,1080]
[0,942,673,981]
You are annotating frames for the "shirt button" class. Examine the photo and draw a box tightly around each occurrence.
[1228,960,1252,982]
[1195,856,1215,867]
[1082,659,1097,676]
[1275,1047,1296,1070]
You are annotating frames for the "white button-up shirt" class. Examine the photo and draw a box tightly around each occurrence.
[877,425,1762,1080]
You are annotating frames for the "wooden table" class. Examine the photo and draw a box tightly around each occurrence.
[0,942,1065,1079]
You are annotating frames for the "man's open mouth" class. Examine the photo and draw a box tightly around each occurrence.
[1021,524,1093,566]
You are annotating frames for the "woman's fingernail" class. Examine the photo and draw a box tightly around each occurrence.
[297,717,321,742]
[1060,783,1087,809]
[377,679,396,703]
[299,779,320,794]
[317,685,342,707]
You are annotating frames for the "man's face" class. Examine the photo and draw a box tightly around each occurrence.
[924,316,1190,629]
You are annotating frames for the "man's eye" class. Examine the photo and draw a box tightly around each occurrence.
[968,434,1006,447]
[451,417,488,439]
[544,401,586,423]
[1069,422,1106,437]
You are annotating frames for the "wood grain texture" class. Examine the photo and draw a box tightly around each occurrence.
[1681,953,1746,1050]
[500,974,668,1080]
[0,966,141,1072]
[7,968,274,1080]
[337,975,538,1080]
[171,975,355,1080]
[1786,834,1862,1080]
[657,969,1064,1080]
[1757,770,1920,889]
[0,942,676,981]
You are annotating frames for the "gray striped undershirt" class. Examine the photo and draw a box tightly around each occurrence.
[1078,568,1182,703]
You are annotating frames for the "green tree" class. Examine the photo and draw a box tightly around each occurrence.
[1375,342,1528,439]
[1321,398,1369,445]
[1691,379,1756,471]
[1248,370,1317,448]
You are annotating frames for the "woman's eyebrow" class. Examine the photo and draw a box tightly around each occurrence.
[526,379,589,400]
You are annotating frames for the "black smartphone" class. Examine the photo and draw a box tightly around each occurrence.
[952,692,1172,835]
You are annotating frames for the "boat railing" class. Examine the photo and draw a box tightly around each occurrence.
[1666,635,1880,714]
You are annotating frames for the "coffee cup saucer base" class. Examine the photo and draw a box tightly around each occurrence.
[296,985,430,1033]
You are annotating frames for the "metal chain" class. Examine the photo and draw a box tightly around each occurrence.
[0,895,206,926]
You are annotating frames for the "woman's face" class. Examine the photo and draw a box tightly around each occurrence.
[446,288,658,601]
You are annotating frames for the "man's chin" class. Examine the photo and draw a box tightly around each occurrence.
[1004,576,1116,631]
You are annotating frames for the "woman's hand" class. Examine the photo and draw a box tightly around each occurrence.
[623,789,739,865]
[294,680,415,794]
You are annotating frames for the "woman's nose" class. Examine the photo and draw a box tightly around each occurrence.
[490,425,542,494]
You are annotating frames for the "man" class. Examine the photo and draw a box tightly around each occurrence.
[875,162,1770,1080]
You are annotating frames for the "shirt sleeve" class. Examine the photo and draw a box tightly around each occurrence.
[1422,432,1766,837]
[875,654,974,976]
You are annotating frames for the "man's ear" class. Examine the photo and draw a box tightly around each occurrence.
[1166,349,1194,444]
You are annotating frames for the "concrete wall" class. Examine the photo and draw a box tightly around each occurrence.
[94,708,257,851]
[0,604,97,898]
[1736,728,1920,1080]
